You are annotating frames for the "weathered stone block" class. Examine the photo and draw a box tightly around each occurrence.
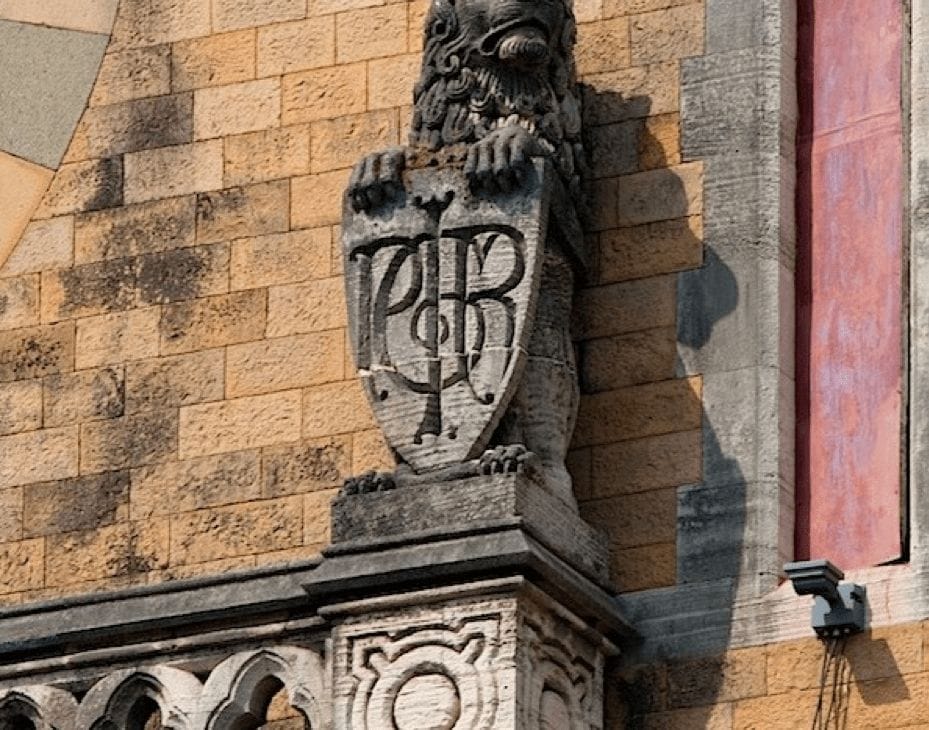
[629,2,705,65]
[351,428,394,475]
[617,162,703,227]
[282,64,368,126]
[230,227,330,290]
[335,5,408,63]
[611,542,676,591]
[130,450,261,519]
[580,487,677,550]
[124,140,223,204]
[310,110,399,173]
[582,61,679,125]
[227,330,344,398]
[196,180,290,243]
[302,380,375,439]
[109,0,211,50]
[22,471,129,538]
[267,276,346,337]
[169,496,304,565]
[136,243,230,305]
[80,409,178,472]
[212,0,305,32]
[0,380,42,437]
[75,195,197,263]
[291,169,352,229]
[90,46,172,107]
[160,290,266,355]
[1,216,74,276]
[263,436,351,498]
[75,307,160,369]
[125,348,224,414]
[0,539,44,594]
[0,274,39,330]
[224,125,311,188]
[257,16,335,76]
[576,17,632,74]
[171,29,255,92]
[580,326,678,393]
[194,78,281,140]
[0,426,79,489]
[367,54,421,111]
[0,322,74,383]
[36,158,123,218]
[44,366,125,427]
[573,275,677,340]
[599,216,703,284]
[0,486,22,542]
[41,257,139,321]
[179,390,302,458]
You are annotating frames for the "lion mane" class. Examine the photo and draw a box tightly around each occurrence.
[409,0,587,204]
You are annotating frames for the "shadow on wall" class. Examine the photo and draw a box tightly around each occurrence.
[573,84,749,728]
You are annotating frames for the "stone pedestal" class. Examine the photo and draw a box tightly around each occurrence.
[306,473,634,729]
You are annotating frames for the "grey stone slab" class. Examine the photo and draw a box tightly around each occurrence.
[0,21,108,168]
[331,472,610,585]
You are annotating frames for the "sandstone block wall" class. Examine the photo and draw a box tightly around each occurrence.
[0,0,705,603]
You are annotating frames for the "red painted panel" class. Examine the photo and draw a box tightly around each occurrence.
[796,0,905,568]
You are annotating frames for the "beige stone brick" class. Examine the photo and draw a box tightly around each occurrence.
[351,428,394,475]
[618,162,703,227]
[231,228,330,290]
[732,691,819,730]
[310,0,382,14]
[1,217,73,277]
[172,30,255,92]
[311,110,399,172]
[408,0,430,52]
[40,258,138,323]
[336,5,408,63]
[110,0,211,50]
[75,196,196,264]
[170,496,304,565]
[846,673,929,728]
[330,225,343,275]
[81,410,178,472]
[845,625,924,682]
[574,377,702,448]
[642,703,732,730]
[179,390,302,458]
[576,17,632,75]
[90,46,172,107]
[124,141,223,205]
[196,180,290,243]
[600,216,703,284]
[130,450,261,519]
[630,3,704,65]
[45,520,169,585]
[640,112,682,170]
[76,307,160,369]
[585,429,700,501]
[669,647,768,708]
[368,54,421,110]
[0,426,79,489]
[0,0,119,33]
[581,488,677,550]
[257,16,335,76]
[23,471,129,538]
[282,64,367,126]
[267,277,346,337]
[160,290,266,355]
[0,539,44,594]
[44,367,125,427]
[194,78,282,140]
[612,542,675,591]
[224,125,311,188]
[580,327,678,393]
[0,153,52,270]
[227,330,344,398]
[0,381,42,437]
[35,158,123,219]
[126,349,224,414]
[304,488,337,546]
[263,436,351,497]
[0,275,39,330]
[0,322,74,383]
[573,275,677,341]
[605,0,694,15]
[582,62,679,125]
[0,487,22,542]
[303,380,375,438]
[291,169,351,229]
[213,0,305,32]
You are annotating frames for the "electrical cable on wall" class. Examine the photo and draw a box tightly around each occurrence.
[812,636,851,729]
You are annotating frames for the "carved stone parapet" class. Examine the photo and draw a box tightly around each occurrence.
[325,577,616,729]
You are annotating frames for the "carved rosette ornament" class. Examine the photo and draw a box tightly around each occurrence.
[342,0,587,506]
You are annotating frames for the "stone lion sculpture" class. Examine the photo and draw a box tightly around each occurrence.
[345,0,587,507]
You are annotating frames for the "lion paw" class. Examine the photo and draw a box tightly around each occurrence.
[340,470,397,497]
[349,147,407,212]
[464,126,542,195]
[479,444,538,475]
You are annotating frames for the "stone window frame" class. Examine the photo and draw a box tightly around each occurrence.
[621,0,929,660]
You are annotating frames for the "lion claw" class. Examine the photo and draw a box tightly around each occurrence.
[349,147,408,212]
[340,470,397,497]
[479,444,538,475]
[464,126,541,196]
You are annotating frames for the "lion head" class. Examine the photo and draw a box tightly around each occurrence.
[410,0,586,201]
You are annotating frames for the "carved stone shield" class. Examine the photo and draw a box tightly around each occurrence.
[343,161,549,473]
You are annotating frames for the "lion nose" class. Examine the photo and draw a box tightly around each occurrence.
[497,27,550,66]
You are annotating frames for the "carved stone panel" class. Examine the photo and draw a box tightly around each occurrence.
[343,163,549,474]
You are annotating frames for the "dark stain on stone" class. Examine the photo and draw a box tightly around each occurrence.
[91,367,126,420]
[102,93,193,158]
[264,441,348,497]
[86,156,124,213]
[23,471,130,538]
[137,246,212,305]
[56,258,139,318]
